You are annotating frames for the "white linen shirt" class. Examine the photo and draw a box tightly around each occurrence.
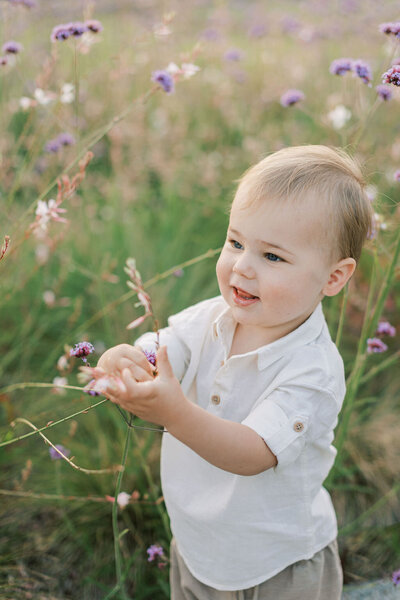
[135,295,345,591]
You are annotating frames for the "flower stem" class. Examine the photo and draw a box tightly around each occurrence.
[335,284,349,349]
[130,427,171,540]
[0,393,107,448]
[112,419,132,600]
[11,417,119,474]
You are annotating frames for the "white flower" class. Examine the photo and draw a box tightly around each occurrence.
[153,23,171,37]
[19,96,33,110]
[57,355,69,371]
[166,62,180,75]
[35,200,51,229]
[327,105,351,130]
[117,492,131,508]
[181,63,200,79]
[43,290,56,306]
[52,376,68,395]
[60,83,75,104]
[166,62,200,79]
[34,88,56,105]
[35,244,50,265]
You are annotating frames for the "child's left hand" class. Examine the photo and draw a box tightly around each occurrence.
[103,346,188,428]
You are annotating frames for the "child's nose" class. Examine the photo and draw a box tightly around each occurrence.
[233,253,256,278]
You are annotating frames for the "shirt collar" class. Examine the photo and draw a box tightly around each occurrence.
[212,301,326,371]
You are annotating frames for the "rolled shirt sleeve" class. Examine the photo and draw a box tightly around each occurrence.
[242,383,340,469]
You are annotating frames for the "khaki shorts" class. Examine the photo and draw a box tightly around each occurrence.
[169,537,343,600]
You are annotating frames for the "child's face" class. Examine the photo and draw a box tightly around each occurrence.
[216,189,337,345]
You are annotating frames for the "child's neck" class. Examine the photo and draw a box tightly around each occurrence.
[227,323,274,359]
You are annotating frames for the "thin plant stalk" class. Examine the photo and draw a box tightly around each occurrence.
[335,284,349,349]
[112,418,133,600]
[130,427,171,540]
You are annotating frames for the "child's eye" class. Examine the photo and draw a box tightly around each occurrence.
[229,239,243,250]
[265,252,282,262]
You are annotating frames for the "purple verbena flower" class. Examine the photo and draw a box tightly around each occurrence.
[280,89,305,107]
[84,379,100,396]
[70,341,95,363]
[147,544,165,562]
[379,22,400,37]
[44,138,61,153]
[367,338,388,354]
[376,321,396,337]
[329,58,353,76]
[2,40,23,54]
[352,59,372,85]
[49,444,70,460]
[144,349,157,367]
[173,268,184,278]
[57,132,76,146]
[249,24,267,38]
[224,48,243,61]
[280,16,301,34]
[382,65,400,86]
[51,25,72,42]
[85,19,103,33]
[201,28,220,41]
[376,84,392,101]
[392,569,400,585]
[67,22,88,37]
[8,0,36,6]
[151,70,174,94]
[394,169,400,181]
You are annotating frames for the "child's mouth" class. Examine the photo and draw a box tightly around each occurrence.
[232,287,259,305]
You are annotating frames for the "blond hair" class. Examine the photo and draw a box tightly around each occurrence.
[234,145,373,263]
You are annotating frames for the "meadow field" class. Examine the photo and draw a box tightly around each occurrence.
[0,0,400,598]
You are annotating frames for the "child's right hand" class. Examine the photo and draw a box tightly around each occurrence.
[96,344,156,382]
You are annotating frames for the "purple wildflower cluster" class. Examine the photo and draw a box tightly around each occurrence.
[352,59,372,85]
[70,341,95,363]
[392,568,400,585]
[2,41,23,54]
[280,89,305,107]
[144,349,157,367]
[224,48,243,61]
[7,0,36,6]
[147,544,167,568]
[375,84,392,101]
[329,58,353,76]
[382,65,400,87]
[151,70,174,94]
[379,22,400,38]
[367,320,396,354]
[330,57,372,85]
[49,444,70,460]
[51,20,103,42]
[44,132,76,154]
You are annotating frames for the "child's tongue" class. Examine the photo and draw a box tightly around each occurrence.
[237,288,256,299]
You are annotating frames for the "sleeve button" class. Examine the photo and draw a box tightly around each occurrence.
[211,394,221,405]
[293,421,304,432]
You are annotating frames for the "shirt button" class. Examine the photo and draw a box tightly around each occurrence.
[211,394,221,405]
[293,421,304,432]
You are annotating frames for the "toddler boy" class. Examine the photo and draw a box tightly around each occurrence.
[98,145,373,599]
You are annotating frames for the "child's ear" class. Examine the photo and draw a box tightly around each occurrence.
[323,258,356,297]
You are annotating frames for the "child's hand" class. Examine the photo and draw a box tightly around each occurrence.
[102,346,188,428]
[97,344,156,383]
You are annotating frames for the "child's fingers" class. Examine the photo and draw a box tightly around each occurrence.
[123,363,155,382]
